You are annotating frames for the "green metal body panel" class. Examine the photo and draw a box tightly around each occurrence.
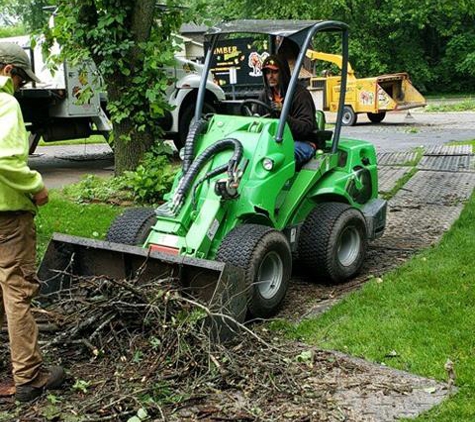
[146,114,379,260]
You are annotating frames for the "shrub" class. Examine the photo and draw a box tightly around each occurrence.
[63,142,178,205]
[124,143,177,204]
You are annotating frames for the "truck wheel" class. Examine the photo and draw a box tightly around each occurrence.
[298,202,367,282]
[177,101,215,150]
[216,224,292,319]
[342,106,357,126]
[106,208,156,246]
[367,112,386,123]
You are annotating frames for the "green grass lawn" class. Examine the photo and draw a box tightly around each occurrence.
[36,191,124,259]
[425,99,475,112]
[280,192,475,420]
[447,139,475,149]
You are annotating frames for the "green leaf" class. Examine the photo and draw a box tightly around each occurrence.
[137,408,148,419]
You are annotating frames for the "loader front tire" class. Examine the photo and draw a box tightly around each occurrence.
[298,202,367,282]
[216,224,292,319]
[106,208,156,246]
[342,106,357,126]
[367,112,386,123]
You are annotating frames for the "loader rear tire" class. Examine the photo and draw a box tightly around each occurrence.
[298,202,367,282]
[367,112,386,123]
[216,224,292,319]
[106,208,156,246]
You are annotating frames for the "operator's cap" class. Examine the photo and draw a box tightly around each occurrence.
[262,56,279,71]
[0,42,41,83]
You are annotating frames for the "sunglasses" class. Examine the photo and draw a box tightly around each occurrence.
[11,67,30,88]
[263,68,279,75]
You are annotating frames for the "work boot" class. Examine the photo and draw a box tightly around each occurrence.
[15,366,65,403]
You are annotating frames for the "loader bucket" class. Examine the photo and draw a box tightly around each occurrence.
[38,233,248,341]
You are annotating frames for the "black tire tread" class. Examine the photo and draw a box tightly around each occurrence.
[216,224,291,318]
[299,202,366,282]
[367,112,386,123]
[106,208,156,246]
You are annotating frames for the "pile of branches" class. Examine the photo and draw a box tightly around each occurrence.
[24,274,346,421]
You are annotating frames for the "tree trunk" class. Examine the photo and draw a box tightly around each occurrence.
[107,73,155,175]
[77,0,160,175]
[110,0,157,175]
[114,120,155,176]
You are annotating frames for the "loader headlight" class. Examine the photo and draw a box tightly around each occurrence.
[179,148,185,161]
[262,158,274,171]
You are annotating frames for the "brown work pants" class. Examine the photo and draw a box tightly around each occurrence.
[0,211,44,387]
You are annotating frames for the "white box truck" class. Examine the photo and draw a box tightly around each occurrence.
[1,34,226,153]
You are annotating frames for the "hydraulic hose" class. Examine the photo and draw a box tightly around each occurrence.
[171,138,243,214]
[183,119,207,174]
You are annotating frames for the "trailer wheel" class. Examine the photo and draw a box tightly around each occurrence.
[216,224,292,319]
[367,112,386,123]
[106,208,156,246]
[298,202,367,282]
[176,101,215,150]
[342,106,357,126]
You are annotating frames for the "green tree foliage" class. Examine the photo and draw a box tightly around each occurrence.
[48,1,186,175]
[205,0,475,93]
[0,0,53,30]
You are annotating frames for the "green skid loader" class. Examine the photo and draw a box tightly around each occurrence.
[39,20,386,334]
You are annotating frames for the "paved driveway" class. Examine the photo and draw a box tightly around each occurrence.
[333,110,475,151]
[29,143,114,189]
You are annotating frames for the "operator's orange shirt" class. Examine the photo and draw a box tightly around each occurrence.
[272,89,283,106]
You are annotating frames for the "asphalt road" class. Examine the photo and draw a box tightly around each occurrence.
[29,143,114,189]
[336,110,475,152]
[29,110,475,189]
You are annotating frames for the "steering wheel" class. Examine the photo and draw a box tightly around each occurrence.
[240,99,275,117]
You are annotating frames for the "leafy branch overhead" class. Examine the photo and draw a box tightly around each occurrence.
[204,0,475,93]
[51,1,181,134]
[44,0,191,174]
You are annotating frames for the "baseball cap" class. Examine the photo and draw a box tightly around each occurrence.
[0,42,41,83]
[262,57,279,71]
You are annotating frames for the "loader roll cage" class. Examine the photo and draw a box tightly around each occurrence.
[195,20,350,154]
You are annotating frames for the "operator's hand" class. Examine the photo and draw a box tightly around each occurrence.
[33,187,49,206]
[270,101,282,116]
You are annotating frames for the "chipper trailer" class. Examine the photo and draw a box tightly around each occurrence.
[38,20,387,337]
[306,50,426,126]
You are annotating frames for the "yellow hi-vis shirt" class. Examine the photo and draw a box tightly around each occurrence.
[0,75,43,213]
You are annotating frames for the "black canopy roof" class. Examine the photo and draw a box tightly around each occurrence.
[205,19,348,48]
[205,20,324,38]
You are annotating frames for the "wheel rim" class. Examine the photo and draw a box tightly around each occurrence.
[256,251,284,299]
[337,226,361,266]
[342,111,351,125]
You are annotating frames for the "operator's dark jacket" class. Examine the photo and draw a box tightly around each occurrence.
[257,54,316,141]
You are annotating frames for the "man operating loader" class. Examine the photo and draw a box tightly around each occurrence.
[0,42,65,402]
[256,54,317,166]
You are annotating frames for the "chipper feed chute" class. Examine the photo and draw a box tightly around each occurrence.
[38,233,247,339]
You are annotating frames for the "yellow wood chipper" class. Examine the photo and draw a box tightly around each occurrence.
[307,50,426,125]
